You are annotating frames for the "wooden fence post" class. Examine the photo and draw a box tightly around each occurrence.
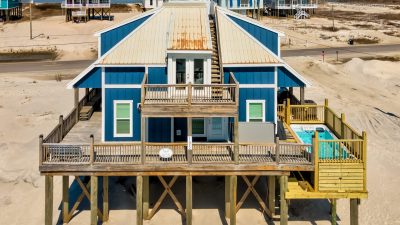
[341,113,346,139]
[74,88,79,123]
[286,98,291,125]
[362,131,367,192]
[234,116,239,164]
[59,115,64,141]
[90,135,94,164]
[188,82,192,106]
[275,137,280,164]
[39,134,43,166]
[313,131,319,191]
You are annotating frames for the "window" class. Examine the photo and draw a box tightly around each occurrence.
[246,100,265,122]
[240,0,250,7]
[192,118,205,136]
[176,59,186,84]
[114,101,133,137]
[193,59,204,84]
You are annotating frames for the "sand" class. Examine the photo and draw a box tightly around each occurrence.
[0,56,400,224]
[263,3,400,49]
[0,6,142,61]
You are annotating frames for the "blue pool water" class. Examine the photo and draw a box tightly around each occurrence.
[292,125,349,160]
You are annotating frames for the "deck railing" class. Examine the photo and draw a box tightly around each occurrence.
[141,73,239,106]
[42,88,98,144]
[40,141,313,166]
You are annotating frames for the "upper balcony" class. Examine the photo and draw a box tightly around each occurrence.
[61,0,111,9]
[140,73,239,118]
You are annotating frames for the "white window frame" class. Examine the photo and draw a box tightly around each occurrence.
[113,100,133,138]
[167,53,211,85]
[246,100,266,122]
[192,118,206,137]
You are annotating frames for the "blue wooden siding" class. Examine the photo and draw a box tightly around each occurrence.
[105,67,145,85]
[104,88,141,142]
[148,118,171,142]
[278,67,305,87]
[224,67,275,84]
[228,15,279,55]
[74,67,102,88]
[148,67,167,84]
[100,15,151,56]
[239,88,275,122]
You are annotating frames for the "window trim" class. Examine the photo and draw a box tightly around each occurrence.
[113,100,133,138]
[246,100,266,122]
[192,118,206,137]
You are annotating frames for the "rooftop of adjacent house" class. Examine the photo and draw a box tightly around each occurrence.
[100,2,212,65]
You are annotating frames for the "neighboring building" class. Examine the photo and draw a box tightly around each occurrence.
[39,2,367,225]
[0,0,22,22]
[61,0,112,22]
[143,0,164,9]
[264,0,318,17]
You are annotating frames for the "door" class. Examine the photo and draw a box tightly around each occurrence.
[173,118,187,142]
[207,118,228,141]
[174,58,205,85]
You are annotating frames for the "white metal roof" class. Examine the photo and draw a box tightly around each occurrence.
[100,3,211,65]
[217,9,281,65]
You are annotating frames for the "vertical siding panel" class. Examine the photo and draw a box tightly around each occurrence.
[74,67,102,88]
[148,67,167,84]
[105,67,145,85]
[277,67,304,87]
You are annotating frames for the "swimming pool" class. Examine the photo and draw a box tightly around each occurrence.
[291,124,349,159]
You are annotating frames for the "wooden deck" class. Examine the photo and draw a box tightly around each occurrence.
[62,112,102,143]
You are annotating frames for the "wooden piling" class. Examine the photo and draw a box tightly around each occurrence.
[225,176,230,218]
[234,116,239,164]
[280,176,288,225]
[62,176,69,224]
[350,199,359,225]
[229,176,237,225]
[143,176,149,220]
[331,199,337,225]
[137,176,143,225]
[186,175,192,225]
[45,176,53,225]
[268,176,275,216]
[103,176,109,221]
[90,176,98,225]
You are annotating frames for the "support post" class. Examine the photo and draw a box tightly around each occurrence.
[331,199,337,225]
[90,176,98,225]
[74,88,79,123]
[225,176,230,218]
[268,176,275,217]
[90,135,94,164]
[300,87,305,104]
[324,98,329,123]
[229,176,237,225]
[59,115,64,141]
[289,87,293,96]
[45,176,53,225]
[233,116,239,164]
[143,176,149,220]
[340,113,346,138]
[280,176,288,225]
[313,131,319,191]
[350,199,359,225]
[186,175,192,225]
[362,131,367,192]
[275,137,280,164]
[141,116,146,164]
[187,117,193,164]
[137,176,143,225]
[62,176,69,224]
[103,176,109,222]
[286,98,291,125]
[29,3,32,39]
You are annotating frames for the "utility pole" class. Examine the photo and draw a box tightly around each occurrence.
[30,1,33,40]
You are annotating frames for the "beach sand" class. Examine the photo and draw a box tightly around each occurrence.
[0,56,399,224]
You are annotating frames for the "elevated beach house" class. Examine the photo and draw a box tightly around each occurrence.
[0,0,22,21]
[39,2,367,225]
[61,0,112,22]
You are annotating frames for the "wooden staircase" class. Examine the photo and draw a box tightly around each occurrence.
[209,18,222,84]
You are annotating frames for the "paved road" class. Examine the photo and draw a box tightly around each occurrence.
[281,44,400,57]
[1,44,399,73]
